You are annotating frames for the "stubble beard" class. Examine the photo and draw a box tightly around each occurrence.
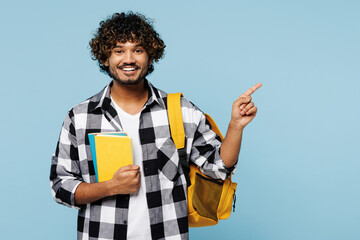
[109,64,147,86]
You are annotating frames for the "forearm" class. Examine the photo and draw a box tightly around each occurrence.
[74,165,141,205]
[220,83,261,169]
[74,181,114,205]
[220,120,244,168]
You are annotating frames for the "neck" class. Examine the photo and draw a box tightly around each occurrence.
[110,79,149,115]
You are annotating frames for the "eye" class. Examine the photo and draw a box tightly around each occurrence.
[135,49,143,53]
[115,50,123,54]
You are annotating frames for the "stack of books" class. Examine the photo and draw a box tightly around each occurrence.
[88,132,134,182]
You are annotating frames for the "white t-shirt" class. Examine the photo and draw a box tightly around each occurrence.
[112,99,152,239]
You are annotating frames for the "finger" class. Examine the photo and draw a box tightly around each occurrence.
[130,178,141,193]
[239,97,253,110]
[239,103,246,110]
[133,173,141,186]
[124,167,141,179]
[236,95,251,102]
[134,180,141,191]
[242,83,262,97]
[132,165,140,171]
[246,106,257,115]
[119,164,140,172]
[240,102,254,115]
[234,96,251,108]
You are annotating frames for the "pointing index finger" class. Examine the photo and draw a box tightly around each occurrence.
[242,83,262,96]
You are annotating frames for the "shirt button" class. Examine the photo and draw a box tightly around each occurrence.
[123,220,128,225]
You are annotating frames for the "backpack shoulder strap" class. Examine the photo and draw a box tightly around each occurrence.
[204,113,224,140]
[167,93,230,186]
[167,93,185,149]
[167,93,191,186]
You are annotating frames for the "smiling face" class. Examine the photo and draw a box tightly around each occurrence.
[105,41,152,85]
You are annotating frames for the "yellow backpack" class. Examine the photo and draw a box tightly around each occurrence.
[167,93,237,227]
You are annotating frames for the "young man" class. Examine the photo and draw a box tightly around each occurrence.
[50,12,261,240]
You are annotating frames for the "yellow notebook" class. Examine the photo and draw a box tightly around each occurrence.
[94,133,134,182]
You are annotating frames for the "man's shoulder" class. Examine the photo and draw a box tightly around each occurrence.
[180,96,198,110]
[156,88,200,112]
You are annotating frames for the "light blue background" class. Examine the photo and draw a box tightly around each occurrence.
[1,0,359,239]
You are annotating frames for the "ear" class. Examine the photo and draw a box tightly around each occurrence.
[148,58,153,66]
[104,59,109,67]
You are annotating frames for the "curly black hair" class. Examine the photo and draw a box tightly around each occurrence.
[89,12,166,76]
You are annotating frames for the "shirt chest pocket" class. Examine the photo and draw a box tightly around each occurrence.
[155,137,180,182]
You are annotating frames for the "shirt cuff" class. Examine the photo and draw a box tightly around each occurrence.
[55,179,82,209]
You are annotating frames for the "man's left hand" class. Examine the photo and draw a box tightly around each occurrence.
[231,83,262,129]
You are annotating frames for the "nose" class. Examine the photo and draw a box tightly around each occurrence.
[123,51,135,64]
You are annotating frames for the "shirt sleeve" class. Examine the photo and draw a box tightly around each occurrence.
[186,103,236,180]
[49,110,83,209]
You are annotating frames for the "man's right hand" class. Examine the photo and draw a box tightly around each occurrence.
[74,165,140,205]
[109,165,141,195]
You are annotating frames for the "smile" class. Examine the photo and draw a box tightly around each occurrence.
[118,65,140,72]
[122,67,136,71]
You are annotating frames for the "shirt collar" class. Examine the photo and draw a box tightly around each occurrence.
[146,80,166,109]
[88,79,166,113]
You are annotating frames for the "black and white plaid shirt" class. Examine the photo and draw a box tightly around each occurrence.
[50,80,233,240]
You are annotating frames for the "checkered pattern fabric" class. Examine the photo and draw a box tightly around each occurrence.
[50,80,234,240]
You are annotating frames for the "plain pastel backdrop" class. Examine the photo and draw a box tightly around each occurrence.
[0,0,359,239]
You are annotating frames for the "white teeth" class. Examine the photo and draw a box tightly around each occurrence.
[122,67,136,71]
